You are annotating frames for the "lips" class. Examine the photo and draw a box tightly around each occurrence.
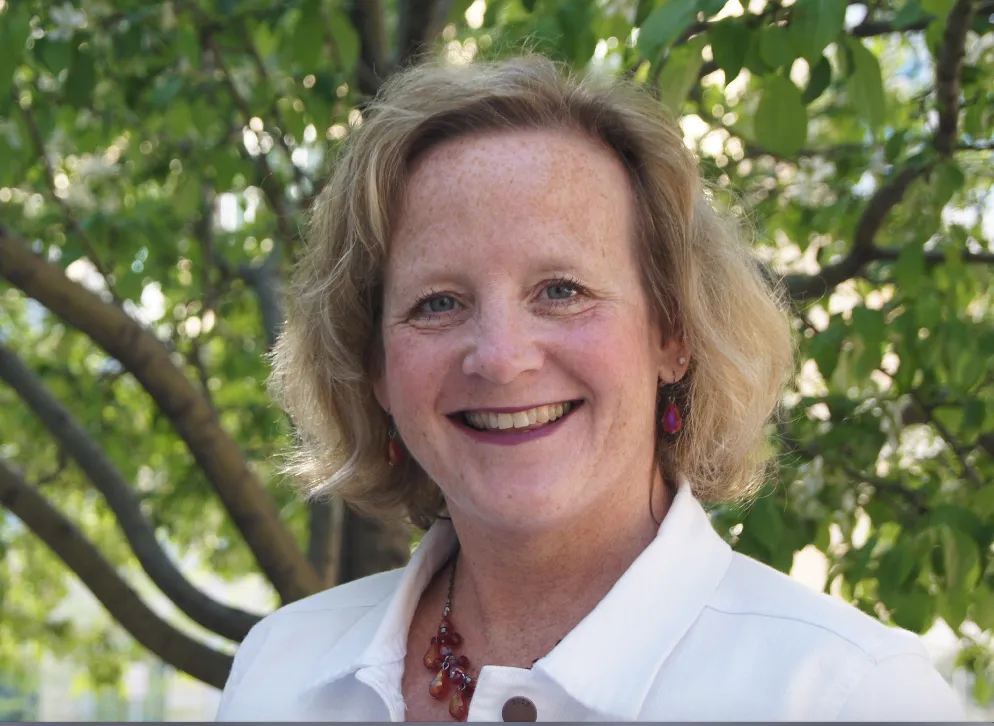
[457,401,582,432]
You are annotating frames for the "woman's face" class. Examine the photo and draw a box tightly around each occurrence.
[375,128,685,532]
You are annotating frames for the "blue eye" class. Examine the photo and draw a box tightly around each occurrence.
[419,295,456,314]
[546,282,578,300]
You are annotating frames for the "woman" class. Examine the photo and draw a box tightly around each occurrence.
[216,55,963,721]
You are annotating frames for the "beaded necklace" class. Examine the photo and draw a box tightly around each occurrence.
[421,548,561,721]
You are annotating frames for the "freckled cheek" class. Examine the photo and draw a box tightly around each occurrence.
[552,317,656,408]
[382,331,457,413]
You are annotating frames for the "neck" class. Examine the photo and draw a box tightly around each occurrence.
[442,471,671,666]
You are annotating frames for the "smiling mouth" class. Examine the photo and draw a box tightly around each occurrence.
[456,401,583,433]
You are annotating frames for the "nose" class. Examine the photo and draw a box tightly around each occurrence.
[462,306,544,385]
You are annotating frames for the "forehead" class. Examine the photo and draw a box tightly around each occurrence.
[389,128,636,268]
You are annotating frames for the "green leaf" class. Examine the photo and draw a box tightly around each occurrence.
[939,525,981,591]
[973,673,993,707]
[789,0,847,63]
[972,587,994,631]
[962,399,985,435]
[709,20,750,83]
[884,129,906,163]
[636,0,655,25]
[937,588,969,630]
[747,495,787,556]
[932,161,965,208]
[699,0,729,15]
[877,544,916,598]
[891,1,934,28]
[292,0,325,71]
[742,30,773,74]
[894,241,926,296]
[888,588,936,631]
[810,321,846,380]
[851,306,885,379]
[754,75,808,156]
[176,26,201,67]
[150,76,184,108]
[971,484,994,519]
[657,37,707,114]
[802,55,832,104]
[329,9,360,74]
[65,45,97,108]
[844,37,886,129]
[759,25,795,69]
[638,0,697,62]
[36,38,74,76]
[919,0,956,21]
[0,5,32,101]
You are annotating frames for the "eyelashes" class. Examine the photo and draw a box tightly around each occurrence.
[409,276,588,322]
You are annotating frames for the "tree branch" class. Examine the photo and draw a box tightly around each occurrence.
[871,246,994,266]
[0,341,262,641]
[909,392,985,489]
[307,498,345,588]
[779,421,929,516]
[205,34,298,249]
[0,226,322,603]
[240,262,285,349]
[786,164,930,301]
[339,507,412,584]
[396,0,449,69]
[240,23,313,197]
[12,87,121,305]
[0,458,234,689]
[934,0,976,157]
[350,0,390,95]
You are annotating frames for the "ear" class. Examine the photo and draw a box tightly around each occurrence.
[657,335,690,384]
[371,371,391,415]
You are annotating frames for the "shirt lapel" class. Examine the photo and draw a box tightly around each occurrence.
[304,518,459,692]
[531,478,734,720]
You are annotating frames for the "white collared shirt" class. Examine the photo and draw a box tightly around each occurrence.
[216,481,964,721]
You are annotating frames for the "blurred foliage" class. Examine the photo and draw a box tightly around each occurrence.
[0,0,992,704]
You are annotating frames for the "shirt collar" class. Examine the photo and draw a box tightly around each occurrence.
[307,476,732,720]
[306,518,458,690]
[532,476,733,719]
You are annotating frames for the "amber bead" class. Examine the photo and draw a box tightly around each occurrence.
[447,631,464,646]
[456,655,469,667]
[448,689,468,721]
[429,669,449,699]
[423,640,443,670]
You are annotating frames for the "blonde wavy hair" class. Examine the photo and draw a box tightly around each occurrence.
[269,54,795,530]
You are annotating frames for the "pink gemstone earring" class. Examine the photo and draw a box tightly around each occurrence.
[386,424,405,467]
[661,357,686,435]
[662,398,683,435]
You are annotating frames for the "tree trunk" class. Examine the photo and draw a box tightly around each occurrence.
[339,508,412,584]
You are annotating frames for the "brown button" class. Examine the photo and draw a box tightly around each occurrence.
[502,696,537,722]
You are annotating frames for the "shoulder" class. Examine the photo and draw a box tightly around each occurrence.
[272,566,405,617]
[243,566,404,644]
[695,552,963,718]
[216,567,405,719]
[711,551,925,660]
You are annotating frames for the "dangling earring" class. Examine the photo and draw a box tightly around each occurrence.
[661,365,684,435]
[386,423,405,467]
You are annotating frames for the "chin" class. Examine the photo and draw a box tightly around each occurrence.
[458,479,580,528]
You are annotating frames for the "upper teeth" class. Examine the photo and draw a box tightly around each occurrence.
[465,402,574,431]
